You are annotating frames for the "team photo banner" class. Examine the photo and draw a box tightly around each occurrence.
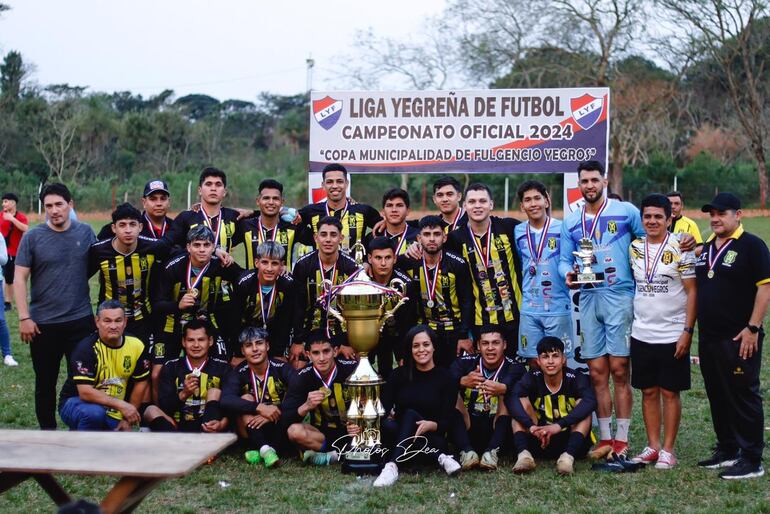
[309,88,610,174]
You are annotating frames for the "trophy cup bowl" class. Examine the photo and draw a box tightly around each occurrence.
[325,269,407,474]
[572,237,605,285]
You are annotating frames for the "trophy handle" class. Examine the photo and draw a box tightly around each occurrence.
[378,296,410,333]
[321,278,347,331]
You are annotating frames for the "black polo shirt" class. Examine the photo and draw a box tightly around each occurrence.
[695,224,770,338]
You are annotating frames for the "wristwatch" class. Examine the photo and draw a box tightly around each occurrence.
[747,324,761,334]
[683,327,694,334]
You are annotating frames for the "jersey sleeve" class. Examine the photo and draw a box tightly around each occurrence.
[690,221,703,244]
[157,363,180,416]
[627,203,645,239]
[14,229,34,268]
[96,223,113,241]
[507,372,536,429]
[750,235,770,286]
[454,258,474,334]
[220,369,257,415]
[679,249,696,280]
[448,357,468,385]
[556,373,597,428]
[152,262,180,316]
[364,204,383,229]
[558,218,577,280]
[280,372,309,427]
[70,341,98,385]
[132,344,151,381]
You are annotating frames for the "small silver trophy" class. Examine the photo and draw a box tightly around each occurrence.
[572,238,604,285]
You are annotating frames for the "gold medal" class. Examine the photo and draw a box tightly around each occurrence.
[189,287,199,298]
[319,386,331,398]
[707,270,714,279]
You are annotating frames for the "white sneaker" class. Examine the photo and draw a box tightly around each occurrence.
[3,355,18,367]
[373,462,398,487]
[438,453,461,476]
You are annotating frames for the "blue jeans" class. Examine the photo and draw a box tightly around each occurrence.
[59,397,120,431]
[0,284,11,357]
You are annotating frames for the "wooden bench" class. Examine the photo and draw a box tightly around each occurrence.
[0,429,236,513]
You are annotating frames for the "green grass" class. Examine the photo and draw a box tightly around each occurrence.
[0,217,768,513]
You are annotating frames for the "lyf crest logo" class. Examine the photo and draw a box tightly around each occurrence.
[570,94,604,130]
[313,96,343,130]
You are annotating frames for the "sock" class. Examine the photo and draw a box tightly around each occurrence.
[598,417,612,440]
[260,445,274,457]
[319,437,328,452]
[148,417,176,432]
[487,415,511,452]
[565,432,586,457]
[513,431,529,454]
[327,450,339,463]
[200,400,222,424]
[615,418,631,442]
[246,427,265,449]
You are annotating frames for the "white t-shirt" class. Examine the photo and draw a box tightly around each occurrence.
[630,234,695,343]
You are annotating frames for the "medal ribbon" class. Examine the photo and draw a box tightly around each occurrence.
[319,254,338,338]
[644,233,670,284]
[250,363,271,404]
[422,254,442,307]
[479,360,504,402]
[581,197,609,243]
[257,283,276,328]
[185,356,207,375]
[451,208,465,231]
[393,229,409,255]
[469,223,492,271]
[313,363,337,390]
[144,213,166,238]
[707,239,734,275]
[201,206,223,247]
[257,217,278,245]
[186,260,211,292]
[325,200,349,222]
[525,216,552,267]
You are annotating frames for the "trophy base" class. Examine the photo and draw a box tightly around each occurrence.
[573,272,604,285]
[341,458,383,475]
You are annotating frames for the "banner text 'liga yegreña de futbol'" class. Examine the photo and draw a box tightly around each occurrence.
[309,89,610,175]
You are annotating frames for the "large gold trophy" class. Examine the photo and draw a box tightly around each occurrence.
[324,243,408,474]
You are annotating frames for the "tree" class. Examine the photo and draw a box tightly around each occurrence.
[658,0,770,208]
[0,50,25,108]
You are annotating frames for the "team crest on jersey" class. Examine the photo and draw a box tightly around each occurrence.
[607,220,618,234]
[570,94,604,130]
[724,250,737,264]
[125,266,132,276]
[662,250,674,265]
[154,343,165,357]
[548,237,557,250]
[123,356,132,372]
[313,96,343,130]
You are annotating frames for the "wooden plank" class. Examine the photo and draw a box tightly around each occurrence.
[0,430,236,477]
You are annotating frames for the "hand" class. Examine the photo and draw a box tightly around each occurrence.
[245,414,270,430]
[346,422,361,436]
[201,419,226,432]
[460,371,485,389]
[190,202,201,212]
[215,248,234,267]
[679,234,696,252]
[673,332,692,359]
[305,390,325,410]
[289,343,305,366]
[291,212,303,225]
[115,420,132,432]
[181,374,200,399]
[566,271,579,290]
[256,403,281,423]
[119,402,140,425]
[178,293,197,310]
[733,327,759,359]
[2,212,12,222]
[405,241,423,260]
[235,207,254,221]
[414,419,437,437]
[338,345,357,360]
[19,318,40,343]
[372,219,387,235]
[456,338,474,356]
[480,380,506,397]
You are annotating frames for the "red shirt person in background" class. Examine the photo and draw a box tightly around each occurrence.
[1,193,29,311]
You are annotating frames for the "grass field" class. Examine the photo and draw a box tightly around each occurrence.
[0,217,768,513]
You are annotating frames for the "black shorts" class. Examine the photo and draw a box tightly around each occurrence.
[527,430,591,459]
[630,337,691,392]
[2,256,14,284]
[319,425,348,450]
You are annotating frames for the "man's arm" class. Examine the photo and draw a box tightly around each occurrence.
[554,375,597,429]
[674,277,697,359]
[76,384,140,424]
[558,219,577,285]
[733,283,770,359]
[4,212,28,232]
[13,265,39,342]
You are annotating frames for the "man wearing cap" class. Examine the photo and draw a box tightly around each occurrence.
[1,192,28,313]
[96,180,174,241]
[695,192,770,480]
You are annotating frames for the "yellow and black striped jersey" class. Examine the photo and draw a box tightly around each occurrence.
[166,207,241,253]
[281,359,357,430]
[670,215,703,244]
[298,200,381,254]
[446,216,523,327]
[60,334,151,420]
[88,236,170,322]
[234,272,296,357]
[236,216,311,272]
[363,225,420,256]
[450,355,525,417]
[508,368,597,429]
[157,357,231,423]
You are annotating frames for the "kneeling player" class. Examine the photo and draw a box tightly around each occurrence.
[143,320,230,432]
[282,332,358,466]
[508,337,596,475]
[449,325,525,470]
[221,327,296,468]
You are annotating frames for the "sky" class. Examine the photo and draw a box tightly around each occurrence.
[0,0,446,102]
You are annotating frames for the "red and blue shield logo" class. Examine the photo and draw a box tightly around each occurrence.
[313,96,343,130]
[570,94,604,130]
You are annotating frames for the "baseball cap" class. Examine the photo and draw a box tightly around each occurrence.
[701,192,741,212]
[143,180,170,197]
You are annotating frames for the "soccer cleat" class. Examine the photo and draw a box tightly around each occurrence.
[719,459,765,480]
[611,440,629,458]
[302,450,337,466]
[631,446,659,464]
[262,448,280,468]
[3,355,18,366]
[244,450,262,464]
[556,452,575,475]
[479,449,499,471]
[654,450,677,470]
[373,462,399,487]
[438,454,461,476]
[513,450,536,474]
[589,439,614,460]
[698,448,739,469]
[459,450,480,470]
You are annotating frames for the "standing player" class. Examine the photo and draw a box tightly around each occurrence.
[221,327,296,468]
[629,194,696,469]
[14,184,96,429]
[1,192,28,313]
[515,181,573,366]
[97,180,174,241]
[449,326,525,471]
[238,179,308,273]
[695,192,770,480]
[282,332,358,466]
[0,236,15,365]
[559,160,645,458]
[364,188,419,256]
[666,191,702,253]
[143,320,230,433]
[297,164,381,255]
[432,176,467,232]
[397,215,474,367]
[235,241,296,359]
[290,217,359,362]
[89,203,169,346]
[447,183,522,357]
[509,337,596,475]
